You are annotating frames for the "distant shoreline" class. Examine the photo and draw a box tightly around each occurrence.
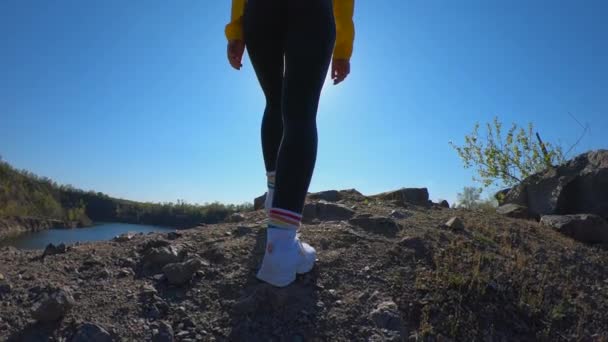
[0,216,88,241]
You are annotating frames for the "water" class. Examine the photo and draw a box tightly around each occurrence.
[0,222,175,249]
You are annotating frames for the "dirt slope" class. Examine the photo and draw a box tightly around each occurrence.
[1,193,607,341]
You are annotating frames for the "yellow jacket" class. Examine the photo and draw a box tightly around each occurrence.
[225,0,355,60]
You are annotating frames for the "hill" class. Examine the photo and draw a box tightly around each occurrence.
[1,189,607,341]
[0,159,252,239]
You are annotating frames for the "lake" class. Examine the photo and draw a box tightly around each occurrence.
[0,222,175,249]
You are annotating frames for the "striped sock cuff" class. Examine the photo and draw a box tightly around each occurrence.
[268,207,302,230]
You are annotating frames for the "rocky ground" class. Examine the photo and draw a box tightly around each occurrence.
[1,189,608,341]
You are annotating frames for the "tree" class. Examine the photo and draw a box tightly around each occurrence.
[456,186,482,209]
[449,117,565,189]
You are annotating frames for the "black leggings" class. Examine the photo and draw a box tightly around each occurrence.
[244,0,336,214]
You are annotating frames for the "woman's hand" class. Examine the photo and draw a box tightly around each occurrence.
[332,59,350,85]
[227,40,245,70]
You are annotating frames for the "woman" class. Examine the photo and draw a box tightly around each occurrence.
[225,0,355,287]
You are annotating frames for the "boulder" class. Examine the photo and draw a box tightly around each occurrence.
[540,214,608,244]
[444,217,465,231]
[438,200,450,208]
[303,201,356,223]
[389,210,409,219]
[162,258,206,285]
[113,233,134,242]
[496,204,531,219]
[369,301,407,339]
[227,213,246,223]
[42,243,67,257]
[503,150,608,220]
[71,323,113,342]
[142,246,181,270]
[254,194,266,211]
[372,188,429,206]
[308,190,340,202]
[152,321,175,342]
[349,216,401,237]
[31,287,75,322]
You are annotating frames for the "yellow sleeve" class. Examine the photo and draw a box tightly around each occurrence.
[333,0,355,60]
[225,0,246,41]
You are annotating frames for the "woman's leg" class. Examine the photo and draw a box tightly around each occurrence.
[243,0,284,174]
[272,0,337,214]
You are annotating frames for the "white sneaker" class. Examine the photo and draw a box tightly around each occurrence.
[296,233,316,274]
[256,231,317,286]
[256,228,298,287]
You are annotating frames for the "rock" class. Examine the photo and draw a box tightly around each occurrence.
[71,322,113,342]
[438,200,450,208]
[338,188,366,201]
[113,233,134,242]
[0,281,11,296]
[503,150,608,220]
[369,301,406,338]
[163,258,205,285]
[445,217,465,231]
[143,246,181,270]
[167,232,182,240]
[42,243,67,257]
[31,287,75,322]
[398,236,431,260]
[254,193,266,211]
[308,190,340,202]
[389,210,409,219]
[153,321,175,342]
[497,204,531,219]
[227,213,246,223]
[372,188,429,206]
[142,284,158,296]
[0,273,3,281]
[349,216,401,237]
[540,214,608,243]
[303,201,356,223]
[117,268,135,277]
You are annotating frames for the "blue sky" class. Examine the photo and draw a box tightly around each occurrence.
[1,0,606,206]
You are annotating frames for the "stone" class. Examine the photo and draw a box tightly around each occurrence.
[308,190,340,202]
[113,233,134,242]
[303,201,356,223]
[389,210,409,219]
[163,258,206,285]
[143,246,181,270]
[349,216,401,237]
[369,301,406,338]
[31,287,75,322]
[117,268,135,277]
[503,150,608,220]
[496,204,531,219]
[438,200,450,208]
[71,322,113,342]
[254,194,266,211]
[227,213,246,223]
[167,232,182,240]
[42,243,67,257]
[398,236,431,260]
[540,214,608,243]
[445,217,465,231]
[153,321,175,342]
[142,284,158,296]
[372,188,429,206]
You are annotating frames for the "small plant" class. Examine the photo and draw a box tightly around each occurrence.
[450,117,565,188]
